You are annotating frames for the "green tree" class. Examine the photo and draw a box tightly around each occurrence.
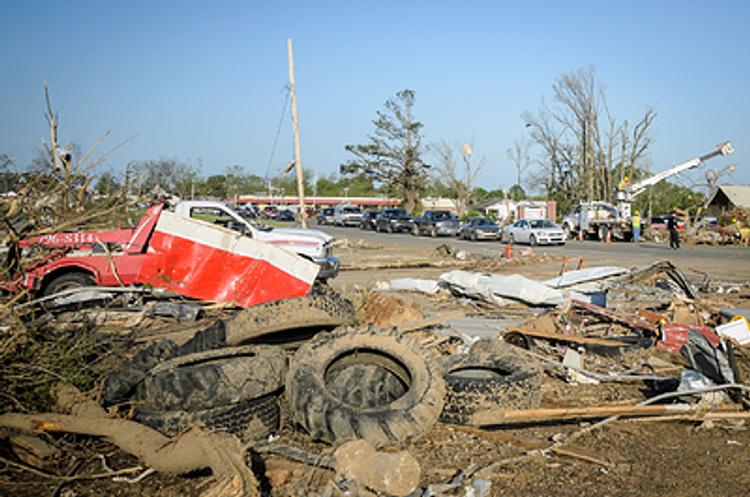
[509,184,526,201]
[633,181,704,217]
[94,171,120,196]
[341,89,429,213]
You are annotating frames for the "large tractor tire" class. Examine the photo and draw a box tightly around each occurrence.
[131,346,286,441]
[134,346,286,411]
[224,288,355,345]
[286,326,445,447]
[439,339,541,425]
[134,392,280,442]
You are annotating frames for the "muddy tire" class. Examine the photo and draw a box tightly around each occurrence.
[440,339,541,425]
[134,346,286,411]
[286,326,445,447]
[224,290,355,345]
[134,392,280,442]
[42,271,95,297]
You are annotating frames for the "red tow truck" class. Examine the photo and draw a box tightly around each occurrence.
[1,203,320,307]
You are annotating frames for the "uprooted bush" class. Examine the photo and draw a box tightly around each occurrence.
[0,317,129,414]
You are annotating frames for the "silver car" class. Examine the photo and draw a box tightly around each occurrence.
[461,217,501,241]
[502,219,566,245]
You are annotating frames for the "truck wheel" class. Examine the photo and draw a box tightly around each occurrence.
[286,326,445,447]
[42,272,95,297]
[224,291,355,345]
[440,339,541,425]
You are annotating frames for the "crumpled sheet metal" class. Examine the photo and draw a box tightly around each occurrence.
[543,266,627,289]
[440,270,564,307]
[137,212,319,308]
[389,278,442,295]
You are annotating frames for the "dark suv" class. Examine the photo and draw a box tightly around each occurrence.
[360,210,381,230]
[375,208,413,233]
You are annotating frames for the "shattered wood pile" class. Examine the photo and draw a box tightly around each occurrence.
[2,240,750,496]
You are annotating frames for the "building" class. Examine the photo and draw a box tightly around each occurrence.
[237,195,400,210]
[482,199,557,221]
[705,185,750,217]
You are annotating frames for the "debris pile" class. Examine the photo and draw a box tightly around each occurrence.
[1,223,750,496]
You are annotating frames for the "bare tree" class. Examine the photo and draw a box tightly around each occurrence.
[523,66,656,215]
[431,140,485,217]
[506,136,531,191]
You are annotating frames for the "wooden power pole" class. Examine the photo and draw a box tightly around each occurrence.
[287,37,308,228]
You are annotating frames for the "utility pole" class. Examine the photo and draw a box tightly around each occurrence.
[287,37,308,228]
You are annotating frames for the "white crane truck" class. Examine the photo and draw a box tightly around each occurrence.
[562,142,734,241]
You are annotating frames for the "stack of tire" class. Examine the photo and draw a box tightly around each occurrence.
[104,289,542,448]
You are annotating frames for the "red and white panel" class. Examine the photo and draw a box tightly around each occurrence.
[137,211,318,308]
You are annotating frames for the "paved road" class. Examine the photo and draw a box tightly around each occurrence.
[311,223,750,281]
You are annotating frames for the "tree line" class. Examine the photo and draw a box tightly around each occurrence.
[2,69,709,221]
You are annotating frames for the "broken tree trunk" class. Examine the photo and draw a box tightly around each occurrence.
[0,385,258,496]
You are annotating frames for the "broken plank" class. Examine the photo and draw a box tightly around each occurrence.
[471,403,738,426]
[507,326,629,348]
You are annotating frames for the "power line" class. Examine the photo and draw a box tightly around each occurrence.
[264,85,291,183]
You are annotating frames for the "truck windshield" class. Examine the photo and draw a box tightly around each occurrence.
[432,211,453,220]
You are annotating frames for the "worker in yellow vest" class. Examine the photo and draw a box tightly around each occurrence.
[631,210,641,243]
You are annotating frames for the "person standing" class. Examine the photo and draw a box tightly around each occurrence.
[631,210,641,243]
[667,211,680,250]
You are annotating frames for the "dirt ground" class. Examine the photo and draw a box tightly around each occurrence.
[1,240,749,497]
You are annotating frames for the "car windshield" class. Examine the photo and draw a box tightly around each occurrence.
[343,207,360,214]
[432,211,454,220]
[475,218,495,225]
[530,220,556,229]
[385,209,407,217]
[322,209,333,215]
[229,207,272,231]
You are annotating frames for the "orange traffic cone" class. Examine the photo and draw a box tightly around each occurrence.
[606,229,612,244]
[504,242,513,259]
[578,230,584,242]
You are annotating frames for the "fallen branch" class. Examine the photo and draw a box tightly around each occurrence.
[0,385,259,496]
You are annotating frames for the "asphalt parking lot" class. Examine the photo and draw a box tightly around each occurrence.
[313,222,750,281]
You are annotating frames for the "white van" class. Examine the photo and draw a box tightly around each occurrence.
[333,205,363,227]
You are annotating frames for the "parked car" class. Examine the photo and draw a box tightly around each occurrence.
[412,210,461,237]
[316,208,335,225]
[502,219,565,245]
[461,217,501,241]
[261,205,278,219]
[277,209,296,222]
[360,210,382,230]
[375,208,413,233]
[333,205,363,227]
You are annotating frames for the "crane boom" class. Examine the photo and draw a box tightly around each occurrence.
[615,141,734,218]
[625,141,734,199]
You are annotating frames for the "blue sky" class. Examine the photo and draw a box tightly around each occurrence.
[1,0,747,191]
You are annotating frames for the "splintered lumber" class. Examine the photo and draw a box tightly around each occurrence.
[471,403,739,426]
[507,326,629,348]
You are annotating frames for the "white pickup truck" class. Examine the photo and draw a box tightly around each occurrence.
[172,200,339,280]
